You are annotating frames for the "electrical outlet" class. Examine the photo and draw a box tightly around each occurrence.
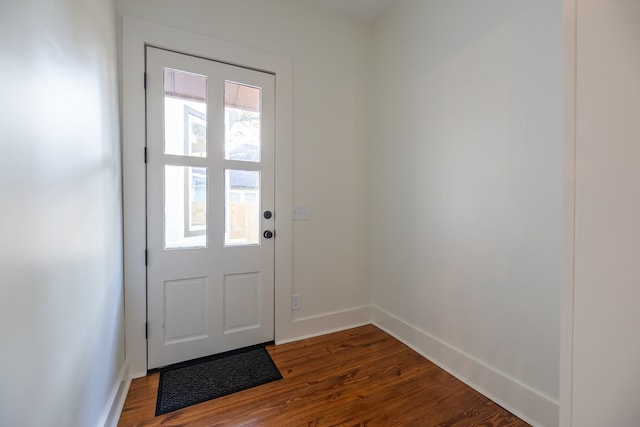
[291,294,302,310]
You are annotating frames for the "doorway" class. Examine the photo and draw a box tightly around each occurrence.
[121,17,293,377]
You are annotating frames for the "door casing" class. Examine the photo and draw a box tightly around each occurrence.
[121,16,293,378]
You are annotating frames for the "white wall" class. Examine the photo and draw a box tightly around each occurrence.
[0,0,125,426]
[117,0,373,328]
[370,1,563,425]
[565,0,640,425]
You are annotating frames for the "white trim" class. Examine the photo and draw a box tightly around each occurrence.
[98,361,131,427]
[372,306,559,427]
[560,1,577,425]
[121,16,293,377]
[276,306,372,345]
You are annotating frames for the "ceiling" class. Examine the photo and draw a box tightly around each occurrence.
[302,0,397,24]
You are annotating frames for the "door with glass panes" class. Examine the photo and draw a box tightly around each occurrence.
[145,47,275,369]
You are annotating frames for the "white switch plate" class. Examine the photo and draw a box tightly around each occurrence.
[292,203,310,220]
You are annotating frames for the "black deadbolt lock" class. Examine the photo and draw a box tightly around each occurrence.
[264,210,273,219]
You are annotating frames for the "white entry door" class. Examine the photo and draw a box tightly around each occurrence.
[145,47,275,369]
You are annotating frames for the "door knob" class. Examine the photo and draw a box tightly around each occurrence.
[263,230,274,239]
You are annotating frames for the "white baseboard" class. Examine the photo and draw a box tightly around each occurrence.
[99,361,131,427]
[372,306,559,427]
[276,305,371,345]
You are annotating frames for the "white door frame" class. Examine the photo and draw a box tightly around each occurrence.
[121,16,293,378]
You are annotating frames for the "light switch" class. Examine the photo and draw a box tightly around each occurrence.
[292,203,310,220]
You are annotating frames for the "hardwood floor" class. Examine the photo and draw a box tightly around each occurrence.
[118,325,529,426]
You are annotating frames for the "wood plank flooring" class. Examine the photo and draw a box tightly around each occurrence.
[118,325,529,426]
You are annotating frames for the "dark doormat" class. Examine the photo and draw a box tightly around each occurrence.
[155,344,282,416]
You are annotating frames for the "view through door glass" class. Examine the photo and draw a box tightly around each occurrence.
[224,81,262,246]
[163,68,208,249]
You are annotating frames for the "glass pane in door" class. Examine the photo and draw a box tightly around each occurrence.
[225,169,260,246]
[224,81,261,162]
[164,68,207,157]
[165,165,207,249]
